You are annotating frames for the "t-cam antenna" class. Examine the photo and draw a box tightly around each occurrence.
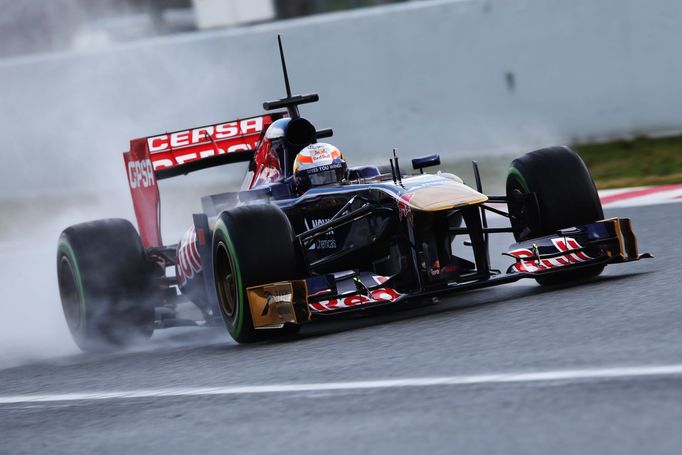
[263,34,321,120]
[278,35,292,99]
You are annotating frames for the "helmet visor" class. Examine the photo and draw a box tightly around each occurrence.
[309,169,341,186]
[306,163,346,187]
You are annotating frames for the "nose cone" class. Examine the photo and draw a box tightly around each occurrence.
[403,178,488,211]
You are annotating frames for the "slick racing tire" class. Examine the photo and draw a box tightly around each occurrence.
[506,146,605,286]
[57,219,157,352]
[213,205,303,343]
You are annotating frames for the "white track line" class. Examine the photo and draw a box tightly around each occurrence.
[2,364,682,405]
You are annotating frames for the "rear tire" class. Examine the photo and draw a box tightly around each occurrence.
[213,205,303,343]
[57,219,157,351]
[506,146,604,286]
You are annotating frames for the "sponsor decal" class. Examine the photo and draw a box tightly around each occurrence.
[147,116,271,170]
[147,118,264,153]
[150,141,258,170]
[507,237,593,273]
[303,218,337,250]
[398,193,414,220]
[312,151,331,161]
[262,290,293,317]
[127,159,156,189]
[306,162,343,174]
[309,287,402,312]
[176,227,202,286]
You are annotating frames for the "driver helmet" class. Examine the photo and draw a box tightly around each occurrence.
[293,143,347,192]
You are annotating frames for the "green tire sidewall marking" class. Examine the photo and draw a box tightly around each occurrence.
[508,167,531,193]
[215,219,245,338]
[57,237,87,339]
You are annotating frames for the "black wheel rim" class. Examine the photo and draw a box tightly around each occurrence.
[215,241,237,319]
[58,255,81,333]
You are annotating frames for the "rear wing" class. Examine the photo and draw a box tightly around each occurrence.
[123,113,285,248]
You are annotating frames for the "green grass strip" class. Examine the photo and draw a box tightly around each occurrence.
[573,134,682,189]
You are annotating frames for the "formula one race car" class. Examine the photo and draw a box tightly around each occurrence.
[57,37,650,351]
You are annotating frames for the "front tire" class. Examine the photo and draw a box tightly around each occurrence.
[506,146,604,286]
[57,219,157,351]
[213,205,303,343]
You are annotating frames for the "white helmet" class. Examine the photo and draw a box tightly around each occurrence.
[293,143,347,192]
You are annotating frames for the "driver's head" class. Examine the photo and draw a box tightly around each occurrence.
[293,143,347,193]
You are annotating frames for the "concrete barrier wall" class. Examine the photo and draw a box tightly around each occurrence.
[1,0,681,195]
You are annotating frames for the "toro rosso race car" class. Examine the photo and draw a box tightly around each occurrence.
[57,37,651,351]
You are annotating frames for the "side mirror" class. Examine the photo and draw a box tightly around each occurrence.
[411,154,441,174]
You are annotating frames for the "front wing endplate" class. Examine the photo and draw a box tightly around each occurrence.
[246,280,310,329]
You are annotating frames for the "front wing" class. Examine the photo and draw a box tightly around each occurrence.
[245,217,650,328]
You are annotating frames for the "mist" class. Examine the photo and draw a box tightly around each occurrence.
[0,13,249,368]
[0,198,120,369]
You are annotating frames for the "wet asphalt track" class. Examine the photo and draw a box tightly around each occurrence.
[1,203,681,454]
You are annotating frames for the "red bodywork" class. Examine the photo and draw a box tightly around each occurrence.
[123,113,284,248]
